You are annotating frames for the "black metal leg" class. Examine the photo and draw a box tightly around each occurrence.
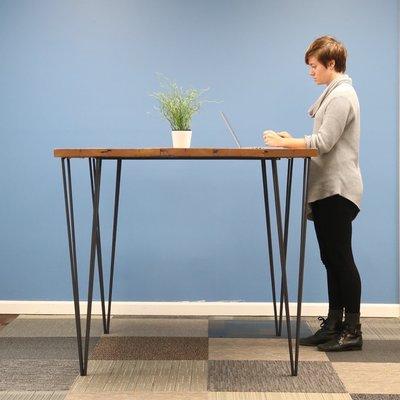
[278,159,294,335]
[89,159,107,334]
[83,158,102,375]
[293,157,310,376]
[260,160,279,336]
[61,158,84,375]
[106,159,122,333]
[271,159,295,375]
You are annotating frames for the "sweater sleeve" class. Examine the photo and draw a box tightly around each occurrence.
[304,96,352,154]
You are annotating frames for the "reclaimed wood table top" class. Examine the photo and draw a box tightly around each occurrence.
[53,148,317,159]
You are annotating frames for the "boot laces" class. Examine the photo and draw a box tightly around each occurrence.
[317,316,328,328]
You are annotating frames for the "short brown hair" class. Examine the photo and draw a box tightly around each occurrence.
[305,36,347,73]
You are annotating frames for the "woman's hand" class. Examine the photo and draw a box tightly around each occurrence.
[263,130,284,147]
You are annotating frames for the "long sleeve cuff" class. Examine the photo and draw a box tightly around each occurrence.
[304,135,312,149]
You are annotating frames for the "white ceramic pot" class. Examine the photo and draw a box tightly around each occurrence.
[171,130,192,148]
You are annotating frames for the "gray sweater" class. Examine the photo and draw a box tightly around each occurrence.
[304,75,363,220]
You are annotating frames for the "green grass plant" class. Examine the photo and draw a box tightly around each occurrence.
[151,76,210,131]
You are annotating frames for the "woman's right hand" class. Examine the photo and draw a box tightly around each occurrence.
[277,131,293,138]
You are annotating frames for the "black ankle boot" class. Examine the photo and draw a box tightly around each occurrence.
[317,322,363,352]
[300,310,343,346]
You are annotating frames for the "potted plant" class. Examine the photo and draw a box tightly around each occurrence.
[151,76,210,148]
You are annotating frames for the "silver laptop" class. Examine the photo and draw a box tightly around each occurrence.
[220,112,266,149]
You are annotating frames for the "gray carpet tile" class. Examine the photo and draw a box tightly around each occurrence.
[0,360,79,391]
[0,392,67,400]
[66,393,208,400]
[0,319,104,338]
[0,337,99,360]
[306,318,400,340]
[70,360,208,393]
[108,318,208,337]
[90,336,208,360]
[351,395,400,400]
[208,361,346,393]
[209,319,312,338]
[325,340,400,363]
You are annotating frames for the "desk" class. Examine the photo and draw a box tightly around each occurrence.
[53,147,317,377]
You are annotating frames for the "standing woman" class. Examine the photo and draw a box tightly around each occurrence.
[263,36,363,352]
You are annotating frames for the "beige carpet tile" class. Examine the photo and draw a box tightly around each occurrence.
[69,360,207,393]
[209,319,312,339]
[0,360,79,391]
[325,340,400,363]
[306,318,400,340]
[90,336,208,360]
[209,339,329,361]
[0,318,104,337]
[332,362,400,394]
[107,318,208,337]
[0,392,67,400]
[209,394,353,400]
[208,361,346,392]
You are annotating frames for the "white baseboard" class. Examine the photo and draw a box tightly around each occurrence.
[0,301,398,317]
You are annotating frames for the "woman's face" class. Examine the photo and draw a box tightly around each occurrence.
[308,56,334,85]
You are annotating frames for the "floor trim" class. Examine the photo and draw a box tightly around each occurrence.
[0,301,398,317]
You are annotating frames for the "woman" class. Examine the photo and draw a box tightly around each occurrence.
[263,36,363,352]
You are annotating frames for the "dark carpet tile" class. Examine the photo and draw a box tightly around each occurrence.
[209,318,312,338]
[90,336,208,360]
[208,360,346,392]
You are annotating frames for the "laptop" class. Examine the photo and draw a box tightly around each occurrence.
[220,111,267,149]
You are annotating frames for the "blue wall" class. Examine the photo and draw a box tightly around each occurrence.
[0,0,398,304]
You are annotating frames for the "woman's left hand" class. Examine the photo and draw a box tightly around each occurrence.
[263,130,284,147]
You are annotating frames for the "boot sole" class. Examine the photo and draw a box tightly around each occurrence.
[300,338,338,346]
[318,346,363,352]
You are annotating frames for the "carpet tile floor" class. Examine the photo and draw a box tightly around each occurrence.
[0,314,399,399]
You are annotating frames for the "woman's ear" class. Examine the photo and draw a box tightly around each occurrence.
[328,60,336,70]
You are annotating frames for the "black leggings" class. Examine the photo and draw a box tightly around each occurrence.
[311,195,361,314]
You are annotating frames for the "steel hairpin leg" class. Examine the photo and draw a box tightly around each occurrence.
[89,159,107,333]
[61,157,122,375]
[294,157,310,376]
[83,157,102,375]
[271,158,295,375]
[107,159,122,333]
[277,159,294,335]
[261,160,279,335]
[89,158,123,335]
[61,158,84,375]
[60,157,102,375]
